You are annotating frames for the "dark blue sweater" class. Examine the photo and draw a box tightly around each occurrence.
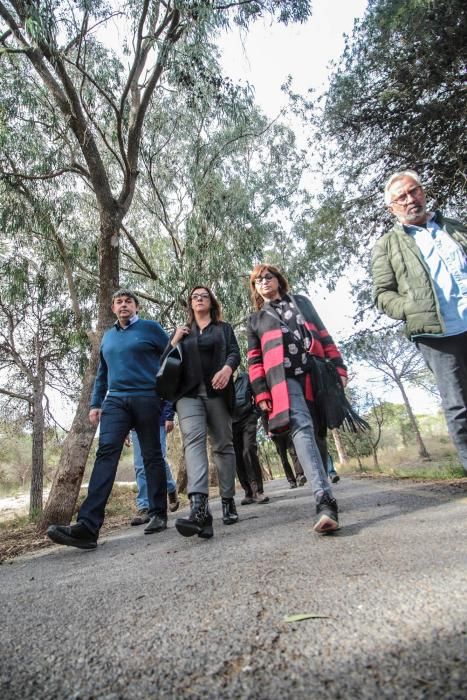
[90,318,169,408]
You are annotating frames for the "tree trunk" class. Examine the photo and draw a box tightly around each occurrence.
[332,428,349,465]
[29,367,45,517]
[395,378,431,460]
[372,448,380,470]
[37,347,100,530]
[37,215,122,532]
[176,454,188,494]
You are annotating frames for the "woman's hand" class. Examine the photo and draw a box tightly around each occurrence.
[212,365,232,391]
[171,325,190,346]
[258,399,272,413]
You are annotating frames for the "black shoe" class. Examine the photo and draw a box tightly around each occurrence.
[176,493,213,539]
[289,481,298,489]
[131,509,150,526]
[314,495,339,534]
[47,523,97,550]
[297,475,307,486]
[144,514,168,534]
[330,473,340,484]
[222,497,238,525]
[168,489,180,513]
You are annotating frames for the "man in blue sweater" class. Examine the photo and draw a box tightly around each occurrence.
[47,290,170,549]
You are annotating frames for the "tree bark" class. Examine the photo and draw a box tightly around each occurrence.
[332,428,349,465]
[394,378,431,460]
[29,366,45,517]
[37,344,101,530]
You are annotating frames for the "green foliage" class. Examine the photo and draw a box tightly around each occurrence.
[294,0,466,293]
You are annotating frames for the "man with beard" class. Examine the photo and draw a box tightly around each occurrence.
[372,170,467,473]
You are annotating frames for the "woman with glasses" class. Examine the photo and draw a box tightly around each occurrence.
[247,264,348,533]
[168,286,240,539]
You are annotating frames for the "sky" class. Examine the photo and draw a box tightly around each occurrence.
[217,1,441,415]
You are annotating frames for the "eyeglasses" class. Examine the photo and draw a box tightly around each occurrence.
[390,185,423,206]
[191,293,210,301]
[254,273,275,285]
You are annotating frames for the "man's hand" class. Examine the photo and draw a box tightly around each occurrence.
[165,420,174,434]
[89,408,102,427]
[212,365,232,391]
[341,375,348,388]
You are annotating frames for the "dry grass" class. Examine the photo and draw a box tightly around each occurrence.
[0,484,189,564]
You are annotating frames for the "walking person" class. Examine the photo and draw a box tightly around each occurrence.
[130,399,180,526]
[247,265,348,533]
[232,370,269,505]
[166,286,241,539]
[372,170,467,473]
[47,290,169,549]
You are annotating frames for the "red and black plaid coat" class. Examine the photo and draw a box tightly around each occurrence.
[247,294,347,433]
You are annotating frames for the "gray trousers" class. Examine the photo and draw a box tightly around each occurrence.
[416,331,467,472]
[177,385,236,498]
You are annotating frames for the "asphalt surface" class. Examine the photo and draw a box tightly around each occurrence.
[1,476,466,700]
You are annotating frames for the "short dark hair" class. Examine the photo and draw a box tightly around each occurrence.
[187,286,223,325]
[249,264,289,310]
[111,289,139,306]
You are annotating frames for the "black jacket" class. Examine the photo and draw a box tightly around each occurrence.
[164,321,240,413]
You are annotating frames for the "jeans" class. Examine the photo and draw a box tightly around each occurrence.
[132,427,177,511]
[287,378,332,503]
[233,412,263,496]
[78,395,167,535]
[326,454,338,479]
[177,384,236,498]
[416,332,467,471]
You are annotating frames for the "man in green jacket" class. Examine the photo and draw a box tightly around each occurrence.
[371,170,467,473]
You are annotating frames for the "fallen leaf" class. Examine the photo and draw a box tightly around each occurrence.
[283,613,330,623]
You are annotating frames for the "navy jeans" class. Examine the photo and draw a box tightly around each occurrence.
[78,395,167,535]
[416,332,467,472]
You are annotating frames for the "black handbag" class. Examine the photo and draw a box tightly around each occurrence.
[156,344,183,401]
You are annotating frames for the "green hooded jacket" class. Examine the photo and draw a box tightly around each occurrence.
[371,211,467,339]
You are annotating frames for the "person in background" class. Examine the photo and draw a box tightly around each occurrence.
[247,265,348,533]
[130,399,180,526]
[232,370,269,505]
[372,170,467,473]
[167,285,240,539]
[270,430,307,488]
[47,290,169,549]
[326,453,340,484]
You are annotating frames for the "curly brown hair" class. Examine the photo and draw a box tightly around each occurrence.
[249,264,289,310]
[187,286,223,325]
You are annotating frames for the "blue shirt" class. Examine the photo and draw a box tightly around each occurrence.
[90,318,169,407]
[405,214,467,337]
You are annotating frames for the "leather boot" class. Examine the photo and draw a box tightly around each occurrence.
[221,497,238,525]
[175,493,213,539]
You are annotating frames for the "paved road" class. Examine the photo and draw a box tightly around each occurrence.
[1,476,466,699]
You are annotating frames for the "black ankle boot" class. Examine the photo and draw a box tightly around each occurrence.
[222,497,238,525]
[175,493,213,539]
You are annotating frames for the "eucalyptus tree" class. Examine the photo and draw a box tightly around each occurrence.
[0,0,313,527]
[0,253,82,516]
[343,329,432,460]
[121,80,311,335]
[293,0,467,296]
